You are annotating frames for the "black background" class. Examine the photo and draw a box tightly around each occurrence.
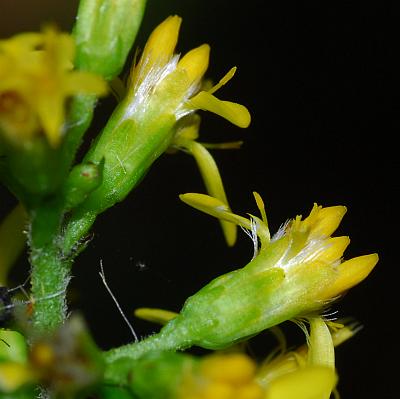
[1,1,397,398]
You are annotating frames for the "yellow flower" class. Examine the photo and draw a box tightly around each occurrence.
[180,192,378,304]
[148,193,379,351]
[257,320,362,399]
[0,27,107,147]
[125,15,251,128]
[257,321,330,399]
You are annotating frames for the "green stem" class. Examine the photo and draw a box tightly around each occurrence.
[104,317,193,362]
[29,201,71,333]
[104,334,173,364]
[103,327,190,385]
[30,246,72,332]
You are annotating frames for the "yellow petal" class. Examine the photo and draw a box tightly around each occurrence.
[133,15,181,81]
[186,141,237,246]
[134,307,178,325]
[322,253,378,299]
[179,193,251,230]
[310,205,347,237]
[35,94,64,147]
[188,91,251,128]
[318,236,350,264]
[65,71,108,96]
[265,366,337,399]
[308,318,335,369]
[178,44,210,86]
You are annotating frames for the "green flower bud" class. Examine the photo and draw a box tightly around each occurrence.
[155,193,377,351]
[73,0,147,80]
[63,160,104,210]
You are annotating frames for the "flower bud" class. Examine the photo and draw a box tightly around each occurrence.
[144,194,378,351]
[74,0,147,80]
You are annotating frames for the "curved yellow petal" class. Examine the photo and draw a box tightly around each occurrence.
[186,141,237,246]
[322,253,379,299]
[132,15,181,84]
[179,193,251,230]
[307,205,347,238]
[178,44,210,86]
[308,318,335,369]
[318,236,350,264]
[188,91,251,128]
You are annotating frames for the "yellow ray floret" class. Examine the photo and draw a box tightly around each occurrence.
[0,26,107,146]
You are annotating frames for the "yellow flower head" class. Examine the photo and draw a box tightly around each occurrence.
[125,15,251,128]
[180,192,378,304]
[0,27,107,147]
[159,192,379,352]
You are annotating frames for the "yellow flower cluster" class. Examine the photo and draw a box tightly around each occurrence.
[0,27,107,147]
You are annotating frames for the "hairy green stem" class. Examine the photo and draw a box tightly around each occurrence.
[30,246,72,332]
[103,317,194,381]
[103,329,189,385]
[104,334,177,364]
[29,201,71,333]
